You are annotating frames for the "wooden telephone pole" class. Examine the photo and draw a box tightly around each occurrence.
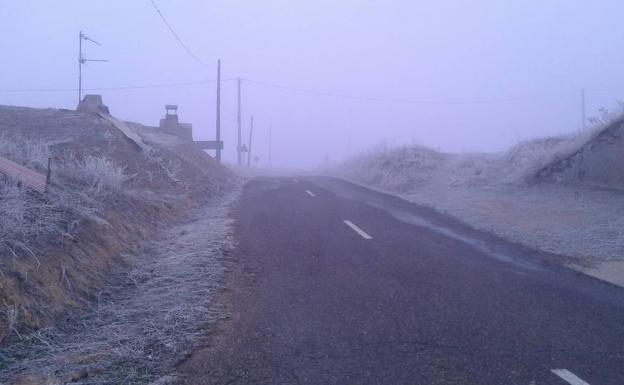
[215,60,222,162]
[581,88,587,130]
[247,116,254,168]
[237,78,242,165]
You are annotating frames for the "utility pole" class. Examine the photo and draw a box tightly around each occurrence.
[247,116,254,168]
[216,59,222,162]
[237,77,242,165]
[581,88,587,130]
[78,31,106,104]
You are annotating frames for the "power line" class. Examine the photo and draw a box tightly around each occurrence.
[0,87,76,93]
[0,79,237,93]
[1,75,576,107]
[241,78,569,105]
[90,78,236,90]
[148,0,205,66]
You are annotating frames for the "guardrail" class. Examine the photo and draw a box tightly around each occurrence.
[0,156,48,193]
[97,112,150,151]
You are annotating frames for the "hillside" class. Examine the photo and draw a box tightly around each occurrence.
[535,117,624,189]
[328,114,624,280]
[0,105,235,380]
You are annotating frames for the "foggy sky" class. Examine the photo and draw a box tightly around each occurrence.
[1,1,624,168]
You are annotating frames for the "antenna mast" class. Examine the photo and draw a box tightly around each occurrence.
[78,31,107,104]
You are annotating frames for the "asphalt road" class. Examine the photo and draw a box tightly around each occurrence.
[178,176,624,385]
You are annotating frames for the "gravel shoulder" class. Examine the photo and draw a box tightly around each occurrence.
[404,181,624,286]
[328,177,624,287]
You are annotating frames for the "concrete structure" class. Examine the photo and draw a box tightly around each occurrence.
[158,105,224,152]
[98,112,149,151]
[159,105,193,141]
[77,94,110,114]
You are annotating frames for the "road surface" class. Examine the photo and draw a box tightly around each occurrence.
[178,177,624,385]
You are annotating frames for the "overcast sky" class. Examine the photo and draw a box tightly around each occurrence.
[1,1,623,168]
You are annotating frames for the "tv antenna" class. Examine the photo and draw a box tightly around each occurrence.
[78,31,108,104]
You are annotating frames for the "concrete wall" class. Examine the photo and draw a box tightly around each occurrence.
[158,117,193,142]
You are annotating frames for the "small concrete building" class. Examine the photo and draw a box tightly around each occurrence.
[159,105,193,141]
[77,94,110,114]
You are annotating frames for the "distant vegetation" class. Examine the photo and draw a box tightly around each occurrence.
[332,105,624,192]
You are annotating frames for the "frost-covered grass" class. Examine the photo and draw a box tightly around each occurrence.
[0,135,135,258]
[0,106,235,380]
[505,103,624,183]
[0,133,50,173]
[58,153,134,194]
[404,183,624,265]
[335,143,444,191]
[0,177,63,259]
[0,188,240,384]
[0,136,62,256]
[0,136,142,350]
[334,105,624,190]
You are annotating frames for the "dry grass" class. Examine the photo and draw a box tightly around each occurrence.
[0,135,138,351]
[0,140,131,259]
[333,105,624,191]
[0,105,234,384]
[0,134,60,255]
[0,133,50,173]
[333,143,444,191]
[505,103,624,183]
[0,305,20,345]
[0,188,240,384]
[57,153,134,194]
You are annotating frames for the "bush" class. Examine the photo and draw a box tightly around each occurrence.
[504,104,624,183]
[57,154,133,194]
[333,143,443,191]
[0,133,50,173]
[0,137,130,257]
[0,176,62,256]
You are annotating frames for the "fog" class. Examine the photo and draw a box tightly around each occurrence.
[1,0,624,169]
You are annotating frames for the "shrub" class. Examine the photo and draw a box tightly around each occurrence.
[0,133,50,173]
[0,138,128,257]
[0,176,63,256]
[333,143,443,191]
[57,154,133,194]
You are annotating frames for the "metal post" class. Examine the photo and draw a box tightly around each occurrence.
[237,77,242,165]
[78,31,83,104]
[45,157,51,192]
[269,125,272,167]
[247,116,254,168]
[77,31,106,107]
[581,88,586,130]
[216,60,222,162]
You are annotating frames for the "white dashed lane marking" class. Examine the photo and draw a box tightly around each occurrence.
[551,369,591,385]
[343,220,373,240]
[293,178,299,183]
[306,190,315,197]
